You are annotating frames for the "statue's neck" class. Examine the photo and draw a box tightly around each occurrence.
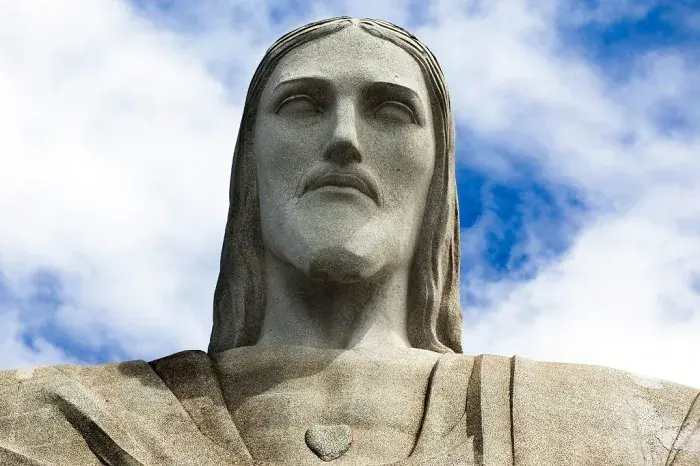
[257,251,411,349]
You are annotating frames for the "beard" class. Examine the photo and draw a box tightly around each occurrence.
[306,244,377,283]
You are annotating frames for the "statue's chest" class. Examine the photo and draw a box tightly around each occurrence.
[232,367,428,428]
[215,348,439,463]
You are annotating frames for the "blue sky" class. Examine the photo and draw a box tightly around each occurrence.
[1,0,699,387]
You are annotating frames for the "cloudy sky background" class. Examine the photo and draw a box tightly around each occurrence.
[1,0,699,387]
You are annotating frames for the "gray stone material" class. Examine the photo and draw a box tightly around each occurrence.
[1,16,698,465]
[0,351,698,464]
[305,424,352,461]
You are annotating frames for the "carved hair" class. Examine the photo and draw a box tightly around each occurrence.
[208,17,461,354]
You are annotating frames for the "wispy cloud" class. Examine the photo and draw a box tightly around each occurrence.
[1,0,699,387]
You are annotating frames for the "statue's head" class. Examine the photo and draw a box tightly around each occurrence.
[209,17,461,354]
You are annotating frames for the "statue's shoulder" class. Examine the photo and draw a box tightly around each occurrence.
[514,355,699,411]
[512,356,700,465]
[0,351,245,465]
[0,358,165,464]
[148,349,213,384]
[0,357,168,418]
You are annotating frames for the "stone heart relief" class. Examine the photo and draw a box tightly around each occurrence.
[305,424,352,461]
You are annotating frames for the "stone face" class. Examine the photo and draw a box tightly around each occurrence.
[2,16,700,465]
[208,16,462,356]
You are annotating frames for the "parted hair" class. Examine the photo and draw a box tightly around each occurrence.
[208,17,462,354]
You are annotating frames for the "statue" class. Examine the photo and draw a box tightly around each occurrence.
[1,17,698,465]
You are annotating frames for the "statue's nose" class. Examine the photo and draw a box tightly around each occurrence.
[323,100,362,166]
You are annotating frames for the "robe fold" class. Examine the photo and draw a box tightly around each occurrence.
[0,350,698,465]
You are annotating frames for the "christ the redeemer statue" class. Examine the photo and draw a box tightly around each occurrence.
[0,17,698,465]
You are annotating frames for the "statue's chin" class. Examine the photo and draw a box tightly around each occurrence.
[307,246,378,283]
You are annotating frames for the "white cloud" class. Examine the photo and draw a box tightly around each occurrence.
[1,0,699,389]
[0,0,241,365]
[0,310,72,369]
[421,0,700,386]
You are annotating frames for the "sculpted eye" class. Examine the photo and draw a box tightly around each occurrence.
[275,95,322,116]
[373,101,416,124]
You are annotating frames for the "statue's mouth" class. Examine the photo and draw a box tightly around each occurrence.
[304,172,379,205]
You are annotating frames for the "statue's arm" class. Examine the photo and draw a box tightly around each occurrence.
[666,391,700,465]
[1,361,249,465]
[0,368,51,465]
[0,442,50,466]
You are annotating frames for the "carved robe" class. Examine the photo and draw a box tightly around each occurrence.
[0,349,698,465]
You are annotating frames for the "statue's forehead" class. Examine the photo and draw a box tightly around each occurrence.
[264,27,428,97]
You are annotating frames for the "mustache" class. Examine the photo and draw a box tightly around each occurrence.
[298,166,382,206]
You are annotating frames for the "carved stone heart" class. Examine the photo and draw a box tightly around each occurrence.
[305,423,352,462]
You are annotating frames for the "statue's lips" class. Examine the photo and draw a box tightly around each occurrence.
[304,173,378,204]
